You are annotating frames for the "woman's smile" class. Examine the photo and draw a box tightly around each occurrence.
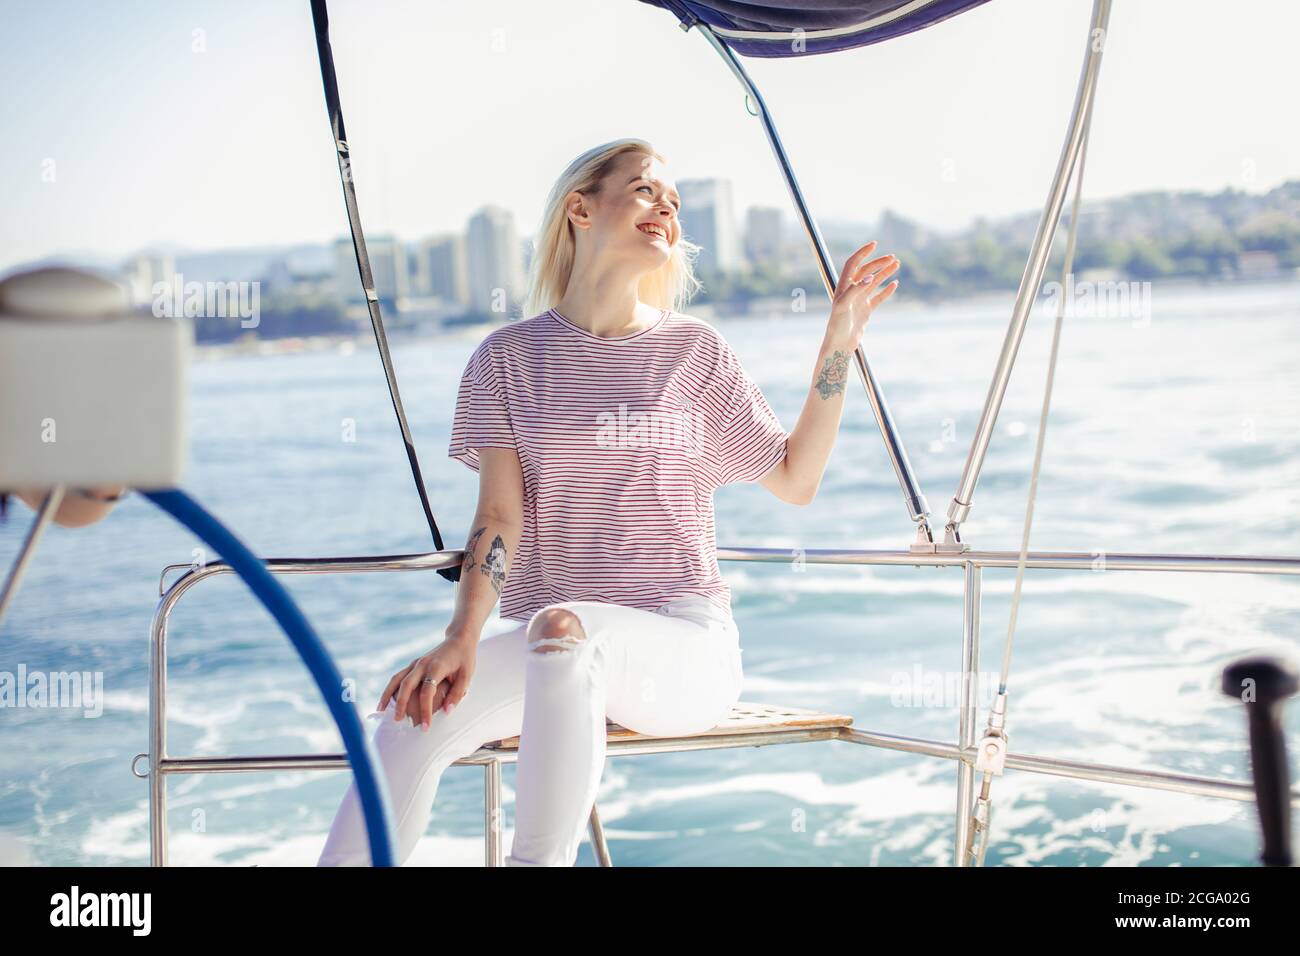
[637,221,671,244]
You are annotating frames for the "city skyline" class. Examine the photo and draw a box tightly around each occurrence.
[44,167,1300,305]
[119,172,788,318]
[112,169,1297,338]
[4,0,1299,274]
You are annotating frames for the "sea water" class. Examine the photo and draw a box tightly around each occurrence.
[2,279,1298,866]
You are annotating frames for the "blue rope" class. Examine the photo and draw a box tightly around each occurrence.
[143,489,396,866]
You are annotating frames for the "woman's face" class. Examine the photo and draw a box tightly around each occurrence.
[574,151,681,269]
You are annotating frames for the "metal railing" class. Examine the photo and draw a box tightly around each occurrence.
[137,544,1300,866]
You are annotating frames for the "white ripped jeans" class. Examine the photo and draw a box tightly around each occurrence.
[316,595,743,866]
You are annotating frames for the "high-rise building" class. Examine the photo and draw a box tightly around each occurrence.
[332,238,359,303]
[745,206,784,267]
[521,236,535,296]
[876,209,926,252]
[465,206,523,317]
[678,178,739,275]
[412,234,468,306]
[408,242,430,297]
[368,236,410,305]
[333,235,409,306]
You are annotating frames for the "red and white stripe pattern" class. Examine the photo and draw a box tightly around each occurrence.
[449,308,788,623]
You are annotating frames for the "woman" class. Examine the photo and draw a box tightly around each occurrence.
[317,138,899,866]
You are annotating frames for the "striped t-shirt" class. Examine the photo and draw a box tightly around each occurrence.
[448,307,788,623]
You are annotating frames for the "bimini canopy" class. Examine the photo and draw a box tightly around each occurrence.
[636,0,993,57]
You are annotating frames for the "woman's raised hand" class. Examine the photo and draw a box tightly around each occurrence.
[377,638,477,731]
[825,240,901,350]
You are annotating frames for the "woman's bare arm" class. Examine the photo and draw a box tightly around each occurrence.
[379,446,524,725]
[444,446,525,645]
[759,336,858,506]
[761,241,900,506]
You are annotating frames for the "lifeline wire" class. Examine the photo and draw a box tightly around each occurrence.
[998,115,1094,690]
[143,489,398,866]
[970,101,1096,869]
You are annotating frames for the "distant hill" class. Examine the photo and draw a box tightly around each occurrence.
[741,179,1300,304]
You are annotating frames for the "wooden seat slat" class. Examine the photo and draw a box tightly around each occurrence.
[484,701,853,750]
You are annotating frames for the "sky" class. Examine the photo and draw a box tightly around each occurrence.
[2,0,1297,271]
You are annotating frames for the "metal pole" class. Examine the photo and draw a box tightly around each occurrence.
[140,542,1300,865]
[715,545,1300,576]
[485,759,503,866]
[693,24,934,547]
[944,0,1112,546]
[589,803,613,866]
[954,561,981,866]
[145,552,460,866]
[148,581,171,866]
[0,485,64,627]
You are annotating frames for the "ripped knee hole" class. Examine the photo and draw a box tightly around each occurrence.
[527,608,587,653]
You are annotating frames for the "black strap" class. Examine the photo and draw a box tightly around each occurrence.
[309,0,459,583]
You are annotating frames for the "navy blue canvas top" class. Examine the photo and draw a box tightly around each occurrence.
[636,0,993,57]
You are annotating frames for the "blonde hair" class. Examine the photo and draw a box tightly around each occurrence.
[521,138,702,319]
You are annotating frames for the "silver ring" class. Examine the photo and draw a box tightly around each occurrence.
[421,677,438,685]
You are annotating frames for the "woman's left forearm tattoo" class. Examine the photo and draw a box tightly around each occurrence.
[461,525,509,594]
[461,526,485,575]
[816,350,849,399]
[480,535,508,594]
